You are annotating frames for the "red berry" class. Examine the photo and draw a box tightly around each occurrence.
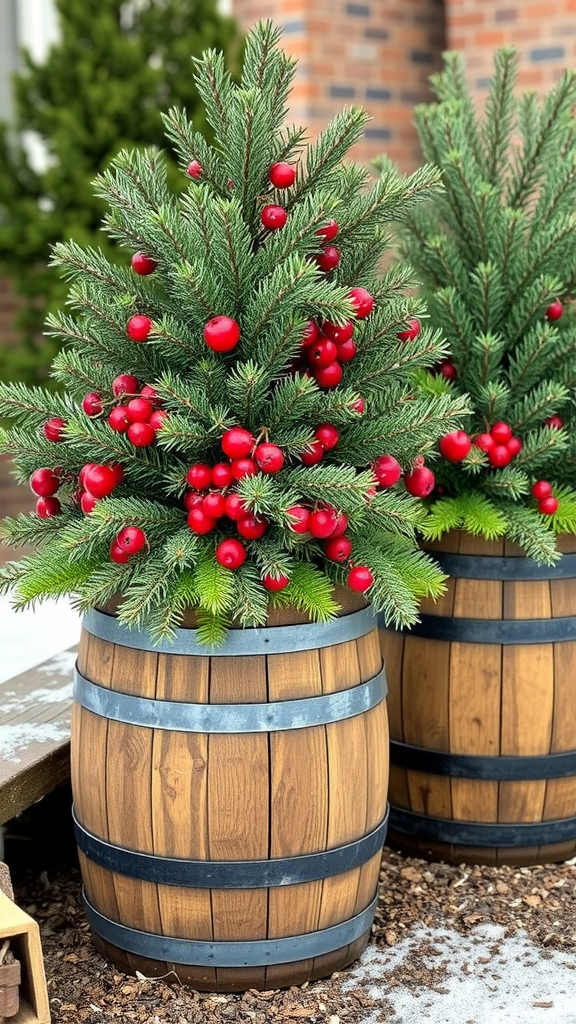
[331,512,348,537]
[116,526,147,555]
[322,320,354,344]
[286,505,310,533]
[212,462,234,488]
[110,463,125,486]
[404,466,436,498]
[80,492,98,515]
[316,245,340,272]
[262,572,290,591]
[545,415,564,429]
[202,492,227,518]
[261,204,288,230]
[398,317,421,342]
[225,492,247,521]
[439,430,472,463]
[183,491,203,511]
[490,421,512,443]
[488,445,513,468]
[546,299,563,321]
[149,409,168,430]
[314,361,343,389]
[43,417,65,442]
[254,442,284,474]
[78,463,98,488]
[506,435,523,457]
[237,514,268,539]
[140,384,160,403]
[187,160,202,179]
[187,507,216,534]
[112,374,140,397]
[323,535,352,562]
[373,455,402,488]
[300,439,324,466]
[204,315,240,353]
[231,458,257,480]
[308,508,337,538]
[36,495,61,518]
[222,427,254,458]
[186,464,213,490]
[131,252,157,275]
[349,287,374,319]
[126,397,153,424]
[110,541,131,564]
[82,392,104,416]
[532,480,553,500]
[30,468,60,497]
[316,219,338,241]
[301,320,320,347]
[350,397,365,415]
[307,338,338,368]
[439,359,457,380]
[215,538,246,570]
[314,424,339,450]
[474,433,495,452]
[83,465,118,498]
[127,315,152,342]
[127,422,156,447]
[539,495,559,515]
[269,162,296,188]
[336,339,357,362]
[347,566,374,592]
[108,406,130,433]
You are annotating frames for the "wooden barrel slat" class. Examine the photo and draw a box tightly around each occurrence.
[381,530,576,866]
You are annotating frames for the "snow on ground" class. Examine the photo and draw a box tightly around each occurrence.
[0,594,80,682]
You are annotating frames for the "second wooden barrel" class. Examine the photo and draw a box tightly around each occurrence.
[380,531,576,866]
[71,591,389,991]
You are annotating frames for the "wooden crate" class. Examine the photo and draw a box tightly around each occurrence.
[0,894,50,1024]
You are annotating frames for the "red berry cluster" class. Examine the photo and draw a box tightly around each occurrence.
[531,480,559,516]
[473,421,522,468]
[315,218,340,272]
[295,286,373,391]
[82,374,167,448]
[110,525,147,564]
[286,503,373,592]
[30,467,63,518]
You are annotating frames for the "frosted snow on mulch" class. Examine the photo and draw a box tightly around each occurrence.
[0,594,80,683]
[344,923,575,1023]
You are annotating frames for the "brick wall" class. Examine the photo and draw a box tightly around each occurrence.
[231,0,446,171]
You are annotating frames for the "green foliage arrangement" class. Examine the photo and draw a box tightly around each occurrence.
[402,48,576,563]
[0,23,468,644]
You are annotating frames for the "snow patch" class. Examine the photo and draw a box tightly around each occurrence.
[0,719,71,763]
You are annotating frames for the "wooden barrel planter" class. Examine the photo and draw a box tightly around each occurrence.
[380,532,576,867]
[71,591,389,992]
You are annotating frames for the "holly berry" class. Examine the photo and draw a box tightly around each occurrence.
[237,514,268,539]
[83,464,119,498]
[183,491,203,512]
[307,338,338,369]
[316,246,340,272]
[186,464,213,490]
[116,526,147,555]
[350,397,365,415]
[308,508,337,538]
[212,462,234,488]
[546,299,563,321]
[404,466,435,498]
[331,513,349,537]
[140,384,160,403]
[531,480,553,501]
[539,495,559,515]
[347,566,374,592]
[316,219,338,241]
[301,320,320,347]
[286,505,310,533]
[314,361,343,388]
[222,427,254,458]
[474,433,495,453]
[43,417,66,442]
[131,252,157,275]
[80,492,98,515]
[336,339,357,362]
[215,538,246,570]
[231,458,257,480]
[349,287,374,319]
[204,315,240,353]
[322,320,354,344]
[269,162,296,188]
[545,415,564,429]
[149,409,168,431]
[108,406,130,433]
[225,492,247,521]
[126,397,153,423]
[30,468,60,497]
[112,374,139,397]
[202,492,227,518]
[187,160,202,178]
[110,542,132,564]
[314,423,339,450]
[323,535,352,562]
[398,317,421,342]
[82,392,104,416]
[438,359,457,380]
[127,315,152,342]
[373,455,402,488]
[261,204,288,230]
[506,436,523,457]
[127,422,156,447]
[490,421,512,444]
[488,445,512,468]
[300,439,324,466]
[78,463,98,489]
[187,507,216,534]
[36,495,61,518]
[254,443,284,474]
[439,430,472,463]
[262,572,290,591]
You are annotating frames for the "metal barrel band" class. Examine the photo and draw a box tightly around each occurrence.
[389,807,576,848]
[73,663,387,733]
[82,890,378,967]
[73,806,389,888]
[390,741,576,780]
[390,613,576,645]
[429,551,576,582]
[83,604,377,656]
